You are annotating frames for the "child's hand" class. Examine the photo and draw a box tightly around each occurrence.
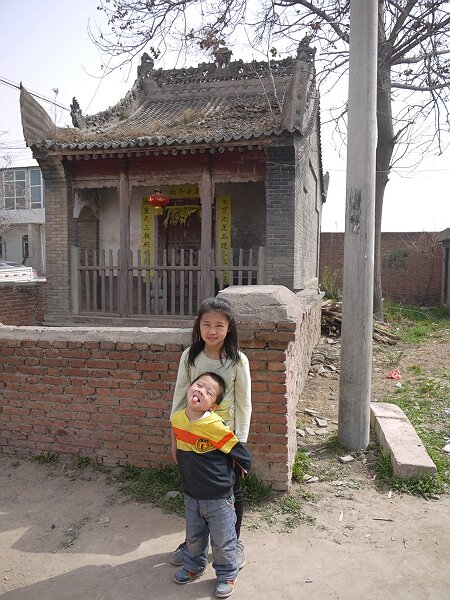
[232,458,248,478]
[171,429,178,463]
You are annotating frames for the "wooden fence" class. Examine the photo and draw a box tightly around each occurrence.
[71,246,265,318]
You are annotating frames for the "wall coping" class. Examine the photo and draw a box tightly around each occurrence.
[219,285,316,322]
[0,325,192,344]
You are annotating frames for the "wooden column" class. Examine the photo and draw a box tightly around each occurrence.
[199,160,213,302]
[118,167,130,317]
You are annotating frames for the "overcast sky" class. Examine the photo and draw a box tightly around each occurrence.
[1,0,449,233]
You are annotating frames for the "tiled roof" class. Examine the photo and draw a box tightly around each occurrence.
[21,46,318,153]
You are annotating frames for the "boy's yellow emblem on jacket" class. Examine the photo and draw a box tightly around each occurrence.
[195,438,214,452]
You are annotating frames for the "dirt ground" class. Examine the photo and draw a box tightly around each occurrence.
[0,336,449,600]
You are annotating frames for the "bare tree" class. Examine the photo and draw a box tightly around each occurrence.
[0,214,12,236]
[0,132,12,235]
[91,0,450,320]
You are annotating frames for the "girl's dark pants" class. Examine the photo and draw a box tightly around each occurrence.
[233,464,244,538]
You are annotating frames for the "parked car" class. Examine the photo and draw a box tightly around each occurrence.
[0,261,38,282]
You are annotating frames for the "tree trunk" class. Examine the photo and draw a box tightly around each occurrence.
[373,7,395,322]
[374,106,393,321]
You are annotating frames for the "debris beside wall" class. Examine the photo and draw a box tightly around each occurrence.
[321,300,400,345]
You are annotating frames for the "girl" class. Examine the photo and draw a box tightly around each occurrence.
[169,296,252,570]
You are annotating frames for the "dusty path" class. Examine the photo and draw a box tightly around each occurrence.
[1,336,449,599]
[0,454,448,599]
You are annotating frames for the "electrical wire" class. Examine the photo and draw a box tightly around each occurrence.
[0,76,70,111]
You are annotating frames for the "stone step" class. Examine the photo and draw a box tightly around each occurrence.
[370,402,436,479]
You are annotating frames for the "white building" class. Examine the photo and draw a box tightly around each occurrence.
[0,166,45,274]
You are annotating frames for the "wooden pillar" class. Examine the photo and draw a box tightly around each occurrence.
[199,160,213,302]
[118,167,130,317]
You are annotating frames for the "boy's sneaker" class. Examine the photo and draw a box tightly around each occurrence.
[236,539,246,569]
[173,567,206,584]
[169,541,186,566]
[215,580,235,598]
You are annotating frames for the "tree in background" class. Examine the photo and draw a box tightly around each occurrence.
[0,132,12,234]
[92,0,450,320]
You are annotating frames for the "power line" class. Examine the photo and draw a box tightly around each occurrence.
[0,76,70,111]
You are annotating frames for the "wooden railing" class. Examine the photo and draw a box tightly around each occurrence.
[71,246,265,318]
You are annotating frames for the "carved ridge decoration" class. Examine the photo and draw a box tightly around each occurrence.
[150,57,297,88]
[68,46,316,132]
[71,82,141,130]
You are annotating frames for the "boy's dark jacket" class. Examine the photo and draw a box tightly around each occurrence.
[171,409,252,500]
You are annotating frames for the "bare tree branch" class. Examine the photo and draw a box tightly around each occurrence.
[88,0,450,321]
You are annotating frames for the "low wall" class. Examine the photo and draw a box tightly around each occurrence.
[0,286,321,490]
[0,281,46,326]
[320,232,443,305]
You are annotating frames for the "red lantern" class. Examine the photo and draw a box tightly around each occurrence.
[146,190,169,215]
[146,191,170,208]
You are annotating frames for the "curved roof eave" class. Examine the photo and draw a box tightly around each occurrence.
[33,127,297,153]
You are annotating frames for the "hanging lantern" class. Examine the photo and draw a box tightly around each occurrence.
[146,189,170,215]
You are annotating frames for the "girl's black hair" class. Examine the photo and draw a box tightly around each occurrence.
[187,297,240,367]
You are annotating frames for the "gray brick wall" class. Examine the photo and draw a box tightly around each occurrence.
[265,132,322,291]
[37,158,72,321]
[294,129,322,289]
[265,143,296,288]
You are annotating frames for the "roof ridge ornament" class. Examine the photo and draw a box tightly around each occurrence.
[297,38,317,62]
[70,97,86,129]
[212,46,233,68]
[138,52,155,79]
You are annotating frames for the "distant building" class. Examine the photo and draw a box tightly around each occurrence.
[0,166,45,274]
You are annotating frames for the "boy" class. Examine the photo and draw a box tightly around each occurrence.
[171,372,252,599]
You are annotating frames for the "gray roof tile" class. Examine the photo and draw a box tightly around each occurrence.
[21,48,318,153]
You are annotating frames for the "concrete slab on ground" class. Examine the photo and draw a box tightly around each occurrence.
[370,402,436,478]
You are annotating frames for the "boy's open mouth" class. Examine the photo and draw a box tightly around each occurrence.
[192,394,200,403]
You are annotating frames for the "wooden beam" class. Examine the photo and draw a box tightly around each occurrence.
[118,167,130,317]
[70,246,80,315]
[199,161,213,303]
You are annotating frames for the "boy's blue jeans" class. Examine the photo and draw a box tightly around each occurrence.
[181,494,238,582]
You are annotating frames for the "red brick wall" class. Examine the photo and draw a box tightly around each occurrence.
[0,282,46,326]
[0,294,321,491]
[320,232,443,305]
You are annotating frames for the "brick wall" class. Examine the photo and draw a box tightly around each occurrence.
[320,232,443,305]
[238,295,321,488]
[294,131,321,289]
[0,282,46,326]
[0,289,321,490]
[38,158,72,322]
[265,144,296,288]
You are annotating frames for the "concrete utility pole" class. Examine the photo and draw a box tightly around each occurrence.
[338,0,378,450]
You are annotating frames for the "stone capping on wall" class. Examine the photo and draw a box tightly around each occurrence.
[0,325,191,345]
[218,285,310,322]
[0,286,322,490]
